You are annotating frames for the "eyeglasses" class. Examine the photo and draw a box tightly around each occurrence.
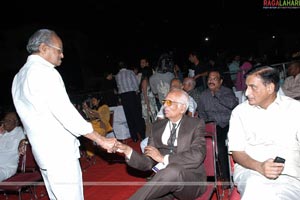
[208,77,220,81]
[162,99,185,107]
[46,44,63,53]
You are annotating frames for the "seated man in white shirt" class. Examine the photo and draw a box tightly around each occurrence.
[228,66,300,199]
[281,61,300,100]
[0,111,25,182]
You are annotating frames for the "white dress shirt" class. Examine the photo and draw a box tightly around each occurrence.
[12,55,93,169]
[228,95,300,179]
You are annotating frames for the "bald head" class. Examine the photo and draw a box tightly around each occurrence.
[170,78,182,90]
[183,77,196,92]
[164,88,189,122]
[3,112,20,132]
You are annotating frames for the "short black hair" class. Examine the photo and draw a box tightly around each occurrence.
[245,65,280,92]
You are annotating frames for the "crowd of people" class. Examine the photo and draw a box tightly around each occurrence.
[1,28,300,200]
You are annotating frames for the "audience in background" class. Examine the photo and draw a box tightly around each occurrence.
[235,55,253,91]
[182,77,201,114]
[188,51,208,92]
[115,61,145,142]
[82,96,113,157]
[227,54,241,87]
[149,52,175,110]
[281,60,300,100]
[101,71,119,106]
[140,67,158,137]
[0,111,25,182]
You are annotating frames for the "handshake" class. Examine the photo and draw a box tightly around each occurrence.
[97,136,132,156]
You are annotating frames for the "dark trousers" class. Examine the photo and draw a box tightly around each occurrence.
[120,91,145,140]
[216,125,230,182]
[129,163,206,200]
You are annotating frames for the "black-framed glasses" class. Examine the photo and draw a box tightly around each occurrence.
[46,44,63,54]
[162,99,185,107]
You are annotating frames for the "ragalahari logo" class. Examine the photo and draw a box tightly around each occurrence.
[263,0,300,9]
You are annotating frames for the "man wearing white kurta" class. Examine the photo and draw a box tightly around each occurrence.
[228,66,300,200]
[0,112,25,181]
[12,29,117,200]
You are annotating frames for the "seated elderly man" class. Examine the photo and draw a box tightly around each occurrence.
[228,66,300,199]
[141,78,197,153]
[116,88,207,200]
[281,60,300,100]
[0,111,25,181]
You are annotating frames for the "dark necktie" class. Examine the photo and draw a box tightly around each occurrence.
[167,123,177,147]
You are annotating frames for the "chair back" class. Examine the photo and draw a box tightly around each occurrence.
[204,135,217,179]
[228,155,241,200]
[24,142,39,172]
[196,134,220,200]
[205,121,216,135]
[18,140,39,172]
[205,121,218,157]
[17,150,26,173]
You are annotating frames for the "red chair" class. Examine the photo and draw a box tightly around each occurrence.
[228,155,241,200]
[195,133,221,200]
[205,121,219,159]
[0,140,42,200]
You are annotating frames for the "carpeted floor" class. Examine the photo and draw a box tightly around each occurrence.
[0,139,231,200]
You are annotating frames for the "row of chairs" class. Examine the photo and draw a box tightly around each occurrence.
[0,140,43,200]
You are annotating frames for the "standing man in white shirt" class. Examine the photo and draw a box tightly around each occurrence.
[11,29,117,200]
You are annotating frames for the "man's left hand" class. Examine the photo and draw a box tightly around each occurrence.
[144,145,163,163]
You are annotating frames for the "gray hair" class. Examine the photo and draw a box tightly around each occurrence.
[169,88,189,112]
[26,29,57,54]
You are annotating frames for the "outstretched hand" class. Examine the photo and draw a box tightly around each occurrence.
[116,142,132,156]
[98,137,118,153]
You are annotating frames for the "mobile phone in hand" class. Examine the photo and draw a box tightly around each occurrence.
[274,156,285,163]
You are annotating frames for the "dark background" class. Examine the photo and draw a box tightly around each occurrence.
[1,1,300,107]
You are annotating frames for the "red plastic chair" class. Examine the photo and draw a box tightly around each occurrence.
[205,121,219,159]
[228,155,241,200]
[195,133,220,200]
[0,140,42,200]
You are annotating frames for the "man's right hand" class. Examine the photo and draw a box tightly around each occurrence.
[260,158,285,179]
[96,137,118,153]
[85,131,117,153]
[116,142,132,156]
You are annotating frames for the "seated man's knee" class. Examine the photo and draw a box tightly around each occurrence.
[156,163,184,181]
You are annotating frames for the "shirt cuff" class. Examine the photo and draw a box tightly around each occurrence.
[163,154,170,166]
[126,148,133,160]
